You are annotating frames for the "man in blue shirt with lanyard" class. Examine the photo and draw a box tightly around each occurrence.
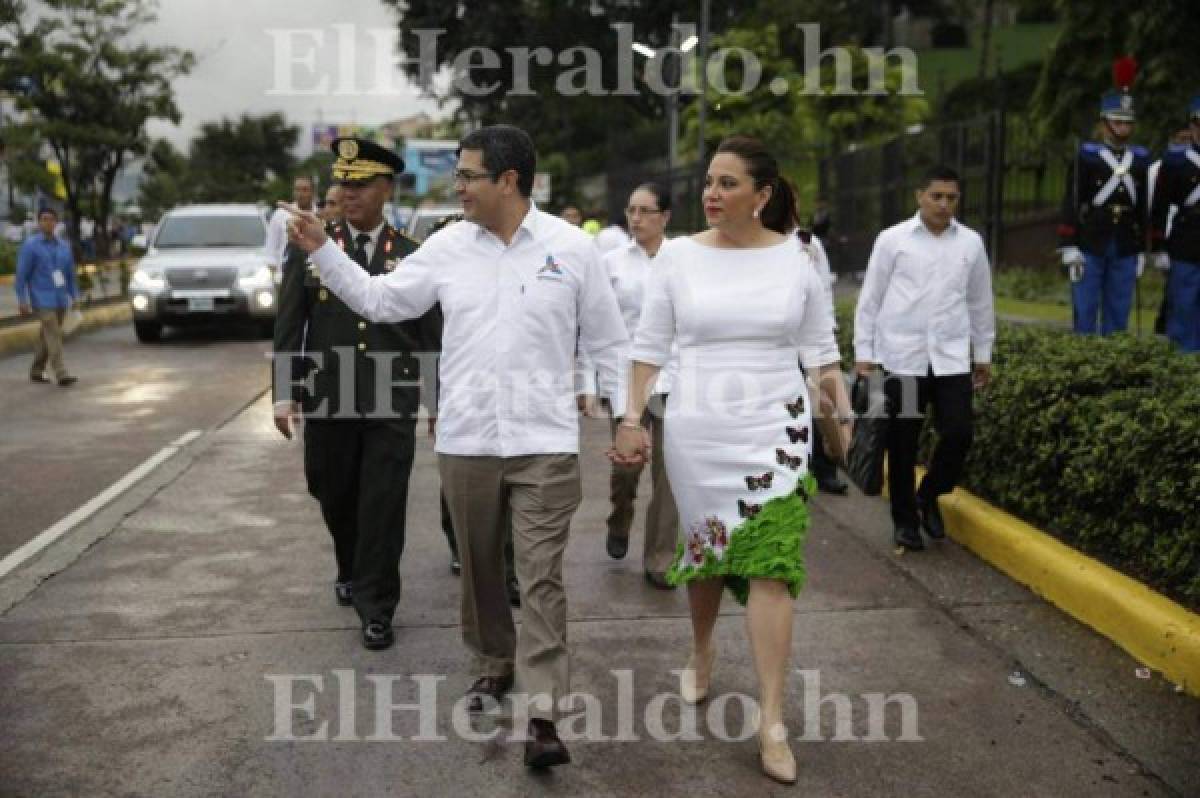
[16,207,78,385]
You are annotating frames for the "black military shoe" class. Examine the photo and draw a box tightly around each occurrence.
[30,374,49,384]
[524,719,571,769]
[361,620,394,651]
[507,575,521,607]
[918,496,946,540]
[644,571,675,590]
[893,525,925,551]
[465,673,514,712]
[57,375,78,386]
[334,581,353,606]
[606,532,629,559]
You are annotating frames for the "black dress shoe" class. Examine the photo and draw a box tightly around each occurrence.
[30,374,50,384]
[816,474,849,495]
[606,532,629,560]
[334,581,353,606]
[507,575,521,607]
[524,718,571,768]
[361,620,394,650]
[450,554,461,575]
[465,673,514,712]
[57,375,78,386]
[644,571,676,590]
[893,524,925,551]
[918,496,946,540]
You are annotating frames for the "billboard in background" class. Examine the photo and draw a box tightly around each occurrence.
[403,139,459,197]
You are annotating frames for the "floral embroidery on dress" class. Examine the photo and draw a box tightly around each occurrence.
[683,515,730,567]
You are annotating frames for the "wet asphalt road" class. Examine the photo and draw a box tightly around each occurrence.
[0,318,273,560]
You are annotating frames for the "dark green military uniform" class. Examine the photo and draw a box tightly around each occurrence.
[273,220,442,626]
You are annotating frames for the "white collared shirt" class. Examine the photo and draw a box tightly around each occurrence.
[310,203,628,457]
[344,219,386,262]
[854,212,995,376]
[603,239,676,398]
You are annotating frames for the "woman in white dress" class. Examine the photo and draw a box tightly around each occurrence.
[613,136,850,784]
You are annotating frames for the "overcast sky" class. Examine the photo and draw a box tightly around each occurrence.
[137,0,446,154]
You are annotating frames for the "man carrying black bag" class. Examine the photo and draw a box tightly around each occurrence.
[853,166,995,551]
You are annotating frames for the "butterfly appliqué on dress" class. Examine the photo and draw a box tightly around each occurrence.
[786,426,809,444]
[744,472,774,491]
[738,499,762,519]
[785,396,806,418]
[776,448,803,470]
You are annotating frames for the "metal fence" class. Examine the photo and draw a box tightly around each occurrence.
[818,112,1072,273]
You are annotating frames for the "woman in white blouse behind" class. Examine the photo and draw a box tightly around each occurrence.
[601,183,680,589]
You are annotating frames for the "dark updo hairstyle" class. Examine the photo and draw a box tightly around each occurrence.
[631,182,672,213]
[713,136,800,235]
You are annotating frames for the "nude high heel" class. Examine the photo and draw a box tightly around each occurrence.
[759,721,797,785]
[679,647,715,704]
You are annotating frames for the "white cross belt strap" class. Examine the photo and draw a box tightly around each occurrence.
[1184,149,1200,207]
[1092,147,1136,207]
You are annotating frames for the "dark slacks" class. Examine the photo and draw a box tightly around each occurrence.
[884,370,974,527]
[304,419,415,625]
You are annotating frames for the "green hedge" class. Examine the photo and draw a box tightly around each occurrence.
[835,312,1200,609]
[963,326,1200,609]
[0,239,16,276]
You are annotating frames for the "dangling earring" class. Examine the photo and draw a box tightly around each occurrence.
[753,208,761,219]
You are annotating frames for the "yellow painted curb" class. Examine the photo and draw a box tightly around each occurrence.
[0,302,131,357]
[936,484,1200,697]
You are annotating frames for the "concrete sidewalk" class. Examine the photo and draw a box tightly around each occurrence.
[0,397,1195,797]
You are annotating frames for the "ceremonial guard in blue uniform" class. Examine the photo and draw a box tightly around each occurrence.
[272,138,442,650]
[1150,95,1200,352]
[1059,58,1151,335]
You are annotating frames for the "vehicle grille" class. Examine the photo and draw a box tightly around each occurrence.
[166,267,238,290]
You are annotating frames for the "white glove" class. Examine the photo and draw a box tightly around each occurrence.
[1059,246,1084,267]
[1068,261,1084,283]
[1136,254,1145,278]
[1153,252,1171,271]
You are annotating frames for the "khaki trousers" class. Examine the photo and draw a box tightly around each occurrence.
[439,453,581,720]
[31,308,67,380]
[606,395,680,575]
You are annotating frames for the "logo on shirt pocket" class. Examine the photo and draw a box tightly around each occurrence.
[537,255,564,281]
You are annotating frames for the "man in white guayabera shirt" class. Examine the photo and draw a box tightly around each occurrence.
[283,125,628,770]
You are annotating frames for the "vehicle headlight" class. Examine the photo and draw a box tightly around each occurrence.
[130,268,166,291]
[238,266,273,288]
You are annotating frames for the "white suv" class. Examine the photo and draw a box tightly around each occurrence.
[128,204,275,342]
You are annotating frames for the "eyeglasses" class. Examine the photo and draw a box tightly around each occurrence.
[452,169,496,185]
[625,206,663,217]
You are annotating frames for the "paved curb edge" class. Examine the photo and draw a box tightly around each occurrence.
[0,301,131,357]
[937,482,1200,697]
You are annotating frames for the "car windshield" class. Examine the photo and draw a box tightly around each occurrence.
[154,215,265,248]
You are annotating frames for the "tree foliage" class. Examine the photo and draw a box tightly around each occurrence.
[138,113,305,218]
[1032,0,1200,146]
[0,0,193,255]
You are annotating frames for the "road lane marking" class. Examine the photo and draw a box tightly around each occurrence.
[0,429,203,581]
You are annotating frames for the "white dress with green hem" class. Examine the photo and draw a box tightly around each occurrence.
[629,236,840,605]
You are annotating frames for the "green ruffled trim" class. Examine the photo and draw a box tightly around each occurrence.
[666,473,815,606]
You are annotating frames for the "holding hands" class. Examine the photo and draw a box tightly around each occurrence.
[609,421,651,467]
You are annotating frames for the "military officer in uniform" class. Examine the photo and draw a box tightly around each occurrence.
[1059,60,1151,335]
[1150,95,1200,353]
[272,137,442,651]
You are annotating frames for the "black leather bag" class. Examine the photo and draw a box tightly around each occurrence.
[846,375,889,496]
